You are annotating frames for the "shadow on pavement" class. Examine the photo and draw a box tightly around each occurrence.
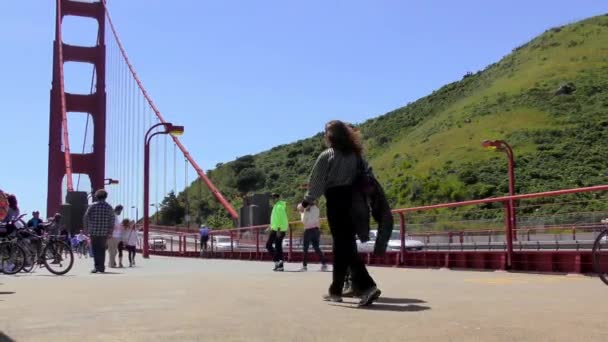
[330,297,431,312]
[96,272,123,275]
[0,332,15,342]
[0,292,16,295]
[376,297,426,305]
[357,304,431,312]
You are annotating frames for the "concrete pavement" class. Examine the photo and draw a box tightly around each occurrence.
[1,256,606,341]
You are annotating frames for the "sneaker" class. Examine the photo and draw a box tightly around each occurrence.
[322,294,343,303]
[275,261,284,272]
[342,287,357,298]
[358,287,381,307]
[119,263,124,268]
[320,264,328,272]
[300,266,307,272]
[91,269,98,274]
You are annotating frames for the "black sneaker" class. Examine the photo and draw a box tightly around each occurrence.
[358,287,381,307]
[91,269,98,274]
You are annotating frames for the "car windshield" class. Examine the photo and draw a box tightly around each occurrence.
[390,232,401,240]
[216,237,230,243]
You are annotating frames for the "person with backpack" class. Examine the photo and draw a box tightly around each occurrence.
[266,193,289,271]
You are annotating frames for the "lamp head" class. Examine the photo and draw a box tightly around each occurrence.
[482,140,504,151]
[163,123,184,136]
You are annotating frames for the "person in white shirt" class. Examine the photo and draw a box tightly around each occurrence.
[297,202,328,271]
[108,205,124,268]
[121,219,139,267]
[76,230,89,258]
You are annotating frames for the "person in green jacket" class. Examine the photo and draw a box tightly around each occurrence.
[266,193,289,271]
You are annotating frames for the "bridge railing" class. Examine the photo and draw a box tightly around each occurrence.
[145,184,608,273]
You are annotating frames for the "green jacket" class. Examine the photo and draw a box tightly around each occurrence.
[270,200,289,232]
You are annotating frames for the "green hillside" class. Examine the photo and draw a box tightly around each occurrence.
[170,15,608,228]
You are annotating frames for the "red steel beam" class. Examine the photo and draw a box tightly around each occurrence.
[56,0,74,192]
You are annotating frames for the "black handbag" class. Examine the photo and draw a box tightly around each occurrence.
[354,155,375,195]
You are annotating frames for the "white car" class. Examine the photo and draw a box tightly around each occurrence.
[149,236,166,250]
[213,236,237,250]
[357,230,424,252]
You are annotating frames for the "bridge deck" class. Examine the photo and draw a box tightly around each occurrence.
[1,257,605,341]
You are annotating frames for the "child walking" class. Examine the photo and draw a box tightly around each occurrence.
[297,202,328,271]
[122,219,139,267]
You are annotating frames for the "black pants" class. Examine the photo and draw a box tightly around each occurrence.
[91,236,108,272]
[200,236,209,251]
[118,241,124,259]
[326,186,376,296]
[126,245,136,264]
[303,228,326,266]
[266,230,285,262]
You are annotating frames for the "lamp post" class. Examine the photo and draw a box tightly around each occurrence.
[482,139,518,243]
[150,203,159,225]
[131,206,139,226]
[104,178,119,185]
[143,122,184,258]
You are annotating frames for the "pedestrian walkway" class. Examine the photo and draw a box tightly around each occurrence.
[0,257,606,341]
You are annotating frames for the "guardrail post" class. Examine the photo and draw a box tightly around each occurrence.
[503,200,514,269]
[230,230,234,253]
[288,226,293,262]
[399,212,406,265]
[572,227,576,241]
[170,237,173,252]
[256,228,260,259]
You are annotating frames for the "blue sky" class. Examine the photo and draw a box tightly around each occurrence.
[0,0,606,217]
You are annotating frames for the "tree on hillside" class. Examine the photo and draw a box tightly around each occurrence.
[232,155,255,173]
[159,191,185,225]
[236,168,266,194]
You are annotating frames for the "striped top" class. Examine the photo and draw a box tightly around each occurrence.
[304,148,364,203]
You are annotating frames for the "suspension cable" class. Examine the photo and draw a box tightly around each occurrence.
[101,0,239,219]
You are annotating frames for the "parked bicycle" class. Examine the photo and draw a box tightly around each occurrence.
[0,214,27,274]
[592,218,608,285]
[1,214,74,275]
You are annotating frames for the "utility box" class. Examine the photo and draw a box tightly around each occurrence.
[65,191,89,235]
[239,193,270,227]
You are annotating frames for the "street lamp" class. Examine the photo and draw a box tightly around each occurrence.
[143,122,184,258]
[131,205,139,227]
[482,139,518,241]
[104,178,119,185]
[150,203,160,225]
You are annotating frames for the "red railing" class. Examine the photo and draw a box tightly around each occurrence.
[144,184,608,273]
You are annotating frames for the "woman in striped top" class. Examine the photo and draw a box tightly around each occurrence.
[301,120,381,306]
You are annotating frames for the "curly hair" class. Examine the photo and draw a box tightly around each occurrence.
[324,120,363,155]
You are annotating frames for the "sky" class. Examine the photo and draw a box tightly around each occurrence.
[0,0,606,218]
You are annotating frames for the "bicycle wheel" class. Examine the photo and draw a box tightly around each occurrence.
[592,230,608,286]
[42,240,74,275]
[16,240,37,273]
[0,241,26,275]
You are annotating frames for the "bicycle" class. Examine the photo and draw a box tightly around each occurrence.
[0,215,27,274]
[592,218,608,285]
[15,226,74,276]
